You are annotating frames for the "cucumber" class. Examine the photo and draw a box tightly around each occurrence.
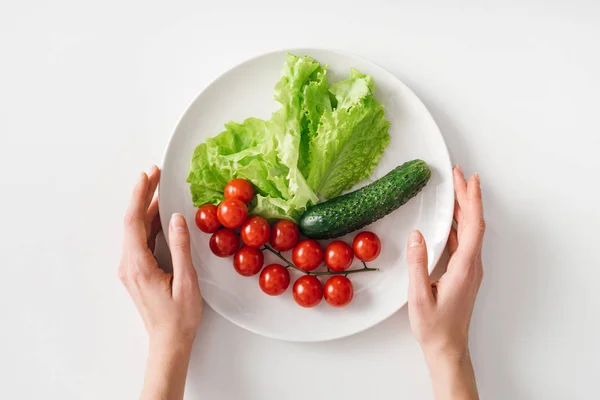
[299,159,431,239]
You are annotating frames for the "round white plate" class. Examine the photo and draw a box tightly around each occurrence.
[159,49,453,342]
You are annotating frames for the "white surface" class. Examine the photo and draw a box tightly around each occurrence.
[1,1,599,399]
[160,48,453,342]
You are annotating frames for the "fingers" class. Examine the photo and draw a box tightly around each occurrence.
[453,166,468,210]
[147,197,162,251]
[124,173,150,251]
[467,174,484,220]
[146,196,160,234]
[168,213,199,299]
[460,174,486,256]
[145,166,161,209]
[447,226,458,256]
[407,230,434,307]
[454,199,463,224]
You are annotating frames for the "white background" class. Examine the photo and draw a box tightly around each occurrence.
[1,1,599,399]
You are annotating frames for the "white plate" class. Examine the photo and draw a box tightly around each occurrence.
[159,49,453,342]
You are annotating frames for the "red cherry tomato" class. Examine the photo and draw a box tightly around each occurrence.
[195,204,220,233]
[240,216,271,248]
[224,178,255,203]
[269,220,300,252]
[217,199,248,229]
[352,231,381,262]
[293,275,323,308]
[233,247,264,277]
[259,264,290,296]
[209,229,240,257]
[324,241,354,272]
[292,240,323,271]
[323,276,354,307]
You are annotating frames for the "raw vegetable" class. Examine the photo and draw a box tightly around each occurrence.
[186,54,391,222]
[195,177,381,308]
[324,276,354,307]
[224,179,255,203]
[259,264,291,296]
[353,232,381,262]
[292,275,323,308]
[292,240,323,272]
[240,216,271,248]
[233,247,264,277]
[324,241,354,272]
[305,69,391,199]
[195,204,220,233]
[269,220,300,252]
[217,198,248,229]
[209,229,240,257]
[299,159,431,239]
[187,55,323,221]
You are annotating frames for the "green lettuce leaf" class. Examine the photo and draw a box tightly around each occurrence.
[250,194,301,221]
[306,69,390,199]
[187,117,290,206]
[298,66,332,176]
[186,55,391,221]
[187,54,323,221]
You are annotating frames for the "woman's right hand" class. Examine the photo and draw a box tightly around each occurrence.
[407,166,485,400]
[119,166,203,347]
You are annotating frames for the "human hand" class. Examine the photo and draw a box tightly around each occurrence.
[407,166,484,400]
[407,166,484,357]
[119,166,203,348]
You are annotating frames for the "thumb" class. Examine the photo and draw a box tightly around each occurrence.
[407,230,433,306]
[169,213,198,297]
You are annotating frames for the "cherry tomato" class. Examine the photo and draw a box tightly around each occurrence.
[209,228,240,257]
[240,216,271,248]
[259,264,290,296]
[323,276,354,307]
[217,199,248,229]
[324,241,354,272]
[269,220,300,252]
[293,275,323,308]
[352,231,381,262]
[194,204,220,233]
[292,240,323,271]
[224,178,255,203]
[233,247,264,277]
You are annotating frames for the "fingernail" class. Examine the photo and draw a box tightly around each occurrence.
[455,165,463,173]
[409,230,423,247]
[474,172,480,183]
[137,172,148,186]
[170,213,186,231]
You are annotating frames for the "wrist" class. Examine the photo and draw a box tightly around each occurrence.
[424,346,470,373]
[142,331,195,400]
[421,338,470,365]
[149,330,196,355]
[422,344,479,400]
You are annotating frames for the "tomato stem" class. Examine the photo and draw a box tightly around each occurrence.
[262,245,305,273]
[262,245,379,276]
[308,265,379,276]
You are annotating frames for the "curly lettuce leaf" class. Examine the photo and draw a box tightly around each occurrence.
[269,54,323,209]
[298,67,332,176]
[306,69,391,199]
[250,194,301,221]
[187,117,290,206]
[187,54,323,220]
[186,55,391,221]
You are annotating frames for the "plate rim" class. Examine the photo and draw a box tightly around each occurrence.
[159,47,453,342]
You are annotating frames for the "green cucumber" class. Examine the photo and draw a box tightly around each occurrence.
[299,159,431,239]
